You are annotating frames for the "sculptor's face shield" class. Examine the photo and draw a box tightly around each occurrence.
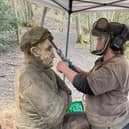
[90,18,110,55]
[90,34,110,55]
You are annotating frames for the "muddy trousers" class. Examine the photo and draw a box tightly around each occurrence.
[91,123,129,129]
[62,112,90,129]
[62,112,129,129]
[16,112,129,129]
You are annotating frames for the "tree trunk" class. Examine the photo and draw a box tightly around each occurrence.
[76,14,81,37]
[12,0,20,44]
[20,0,33,27]
[75,14,83,43]
[40,7,48,26]
[26,1,33,26]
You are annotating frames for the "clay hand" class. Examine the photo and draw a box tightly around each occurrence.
[56,61,69,73]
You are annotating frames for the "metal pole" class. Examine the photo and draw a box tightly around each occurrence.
[65,13,71,58]
[63,0,72,80]
[63,13,71,80]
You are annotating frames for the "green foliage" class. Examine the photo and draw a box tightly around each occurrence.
[0,42,6,49]
[124,42,129,59]
[0,0,21,49]
[0,0,19,32]
[76,34,88,44]
[0,39,9,50]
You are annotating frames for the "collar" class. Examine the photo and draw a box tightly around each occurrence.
[93,55,124,71]
[28,57,51,71]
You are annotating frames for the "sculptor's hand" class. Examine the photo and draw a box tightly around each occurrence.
[57,61,77,82]
[56,61,69,73]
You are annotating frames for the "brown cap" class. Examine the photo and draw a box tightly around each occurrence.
[20,26,53,51]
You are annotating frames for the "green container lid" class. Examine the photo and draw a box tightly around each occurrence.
[67,101,84,113]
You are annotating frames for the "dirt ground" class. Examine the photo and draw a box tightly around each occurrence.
[0,30,96,129]
[0,44,22,129]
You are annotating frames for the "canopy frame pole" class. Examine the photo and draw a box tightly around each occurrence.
[72,0,129,13]
[51,0,68,12]
[73,0,127,5]
[63,0,73,80]
[65,0,73,58]
[63,12,71,80]
[65,13,71,58]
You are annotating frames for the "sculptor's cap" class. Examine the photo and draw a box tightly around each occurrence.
[20,26,53,51]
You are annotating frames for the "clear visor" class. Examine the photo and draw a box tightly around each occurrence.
[90,34,109,55]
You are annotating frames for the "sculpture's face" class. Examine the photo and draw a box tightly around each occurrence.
[36,39,55,67]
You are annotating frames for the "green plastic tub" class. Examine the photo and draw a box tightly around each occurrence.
[67,101,84,112]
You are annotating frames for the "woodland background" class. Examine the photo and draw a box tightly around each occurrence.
[1,0,129,128]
